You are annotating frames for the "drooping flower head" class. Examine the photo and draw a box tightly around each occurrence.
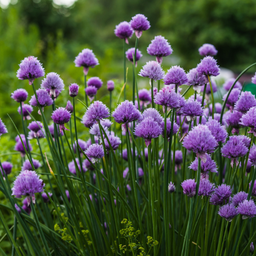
[85,144,104,162]
[223,78,242,91]
[189,154,217,174]
[210,184,232,205]
[181,179,196,197]
[107,80,114,92]
[134,117,162,146]
[223,88,240,110]
[232,191,248,207]
[198,179,215,197]
[68,158,86,175]
[218,204,237,222]
[182,99,203,121]
[234,91,256,113]
[237,200,256,219]
[87,77,103,90]
[126,48,142,65]
[249,145,256,166]
[12,170,44,198]
[85,86,97,101]
[197,56,220,77]
[168,182,176,193]
[18,104,33,120]
[114,21,134,43]
[198,44,218,56]
[154,86,181,108]
[66,100,73,113]
[29,89,53,107]
[0,119,8,136]
[147,35,173,64]
[41,72,64,98]
[17,56,45,84]
[139,61,164,81]
[22,159,41,171]
[0,162,13,175]
[52,107,71,131]
[187,68,207,93]
[11,89,28,103]
[164,66,188,86]
[206,119,227,143]
[69,83,79,97]
[113,100,141,124]
[130,14,150,38]
[74,49,99,75]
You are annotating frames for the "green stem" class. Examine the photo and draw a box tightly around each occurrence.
[207,75,215,119]
[151,79,155,108]
[123,39,126,100]
[84,74,88,107]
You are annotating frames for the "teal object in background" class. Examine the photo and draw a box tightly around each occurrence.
[243,83,256,96]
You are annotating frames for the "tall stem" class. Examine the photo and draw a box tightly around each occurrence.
[151,79,155,108]
[123,39,126,100]
[207,75,215,119]
[84,74,88,107]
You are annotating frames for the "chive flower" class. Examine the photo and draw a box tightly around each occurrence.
[85,86,97,101]
[0,162,13,175]
[11,89,28,103]
[85,144,104,162]
[154,86,181,108]
[69,83,79,97]
[107,80,114,92]
[198,44,218,56]
[18,104,33,120]
[187,68,207,93]
[198,179,215,197]
[139,61,164,81]
[0,119,8,136]
[234,91,256,113]
[249,145,256,165]
[189,154,217,174]
[218,204,237,222]
[232,191,248,207]
[181,179,196,197]
[223,78,242,91]
[182,99,203,121]
[237,200,256,219]
[223,88,240,110]
[126,48,142,65]
[29,89,53,108]
[210,184,232,205]
[164,66,188,86]
[51,107,71,131]
[196,56,220,77]
[87,77,103,90]
[68,158,86,175]
[168,182,176,193]
[130,14,150,38]
[114,21,134,44]
[206,119,227,143]
[66,100,73,113]
[22,159,41,171]
[41,72,64,98]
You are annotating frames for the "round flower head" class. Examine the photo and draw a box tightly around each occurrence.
[17,56,45,84]
[15,137,32,157]
[174,150,183,166]
[206,119,227,143]
[113,100,141,124]
[238,135,251,148]
[142,108,163,125]
[223,88,240,110]
[189,153,217,174]
[85,144,104,162]
[66,100,73,113]
[182,99,203,121]
[51,107,71,131]
[130,14,150,38]
[48,124,63,139]
[68,158,86,175]
[114,21,133,43]
[69,83,79,97]
[240,106,256,131]
[89,119,111,138]
[234,91,256,113]
[197,56,220,77]
[87,77,103,90]
[198,44,218,56]
[41,72,64,98]
[223,110,242,131]
[138,89,151,103]
[0,119,8,136]
[223,78,242,91]
[18,104,33,120]
[232,191,248,207]
[126,48,142,65]
[154,86,181,108]
[0,162,13,175]
[168,182,176,193]
[22,159,41,171]
[12,170,44,198]
[104,134,121,151]
[107,80,114,92]
[164,66,188,86]
[41,192,52,203]
[181,179,196,197]
[139,61,164,81]
[201,79,217,95]
[147,35,173,64]
[249,145,256,166]
[74,49,99,75]
[11,89,28,103]
[160,119,179,139]
[209,103,222,114]
[73,139,87,155]
[218,204,237,222]
[187,68,207,93]
[28,121,43,133]
[198,179,215,197]
[82,101,110,128]
[183,125,218,158]
[134,117,162,146]
[210,184,232,205]
[29,89,53,107]
[85,86,97,101]
[138,167,144,178]
[237,200,256,219]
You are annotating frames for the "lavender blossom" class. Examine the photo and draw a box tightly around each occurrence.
[168,182,176,193]
[138,168,144,177]
[237,200,256,219]
[201,80,217,95]
[22,159,41,171]
[206,119,227,143]
[197,56,220,77]
[114,21,133,43]
[28,121,43,133]
[182,99,203,121]
[139,61,164,81]
[181,179,196,197]
[223,110,243,132]
[249,145,256,165]
[160,119,179,139]
[142,108,163,125]
[41,72,64,98]
[0,119,8,136]
[164,66,188,86]
[218,204,237,222]
[48,124,63,139]
[240,107,256,130]
[154,86,181,108]
[126,48,142,64]
[234,91,256,113]
[29,89,53,107]
[198,44,218,56]
[68,158,86,175]
[223,78,242,91]
[138,89,151,104]
[189,154,217,174]
[17,56,45,84]
[66,100,73,113]
[69,83,79,97]
[210,184,232,205]
[107,80,114,92]
[51,107,71,131]
[232,191,248,207]
[15,136,32,157]
[223,88,240,110]
[130,14,150,38]
[85,86,97,101]
[104,134,121,151]
[187,68,207,93]
[18,104,33,120]
[73,139,87,154]
[85,144,104,162]
[87,77,103,90]
[198,179,215,197]
[123,168,129,178]
[209,103,222,114]
[0,162,13,175]
[11,89,28,103]
[174,150,183,166]
[122,149,137,161]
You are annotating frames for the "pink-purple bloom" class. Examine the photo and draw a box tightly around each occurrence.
[48,124,63,139]
[164,66,188,86]
[85,86,97,101]
[198,179,215,197]
[206,119,227,143]
[237,200,256,219]
[51,108,71,131]
[87,77,103,90]
[182,99,203,121]
[114,21,134,43]
[139,61,164,81]
[29,89,53,107]
[223,110,242,132]
[223,88,240,110]
[22,159,41,171]
[160,119,179,139]
[232,191,248,207]
[104,134,121,151]
[189,154,217,174]
[69,83,79,97]
[18,104,33,120]
[126,48,142,64]
[187,68,207,93]
[15,136,32,157]
[41,192,52,203]
[138,89,151,103]
[240,107,256,130]
[0,162,13,175]
[68,158,86,175]
[142,108,163,125]
[249,145,256,165]
[107,80,114,92]
[197,56,220,77]
[130,14,150,38]
[28,121,43,133]
[223,78,242,91]
[201,80,217,95]
[168,182,176,193]
[181,179,196,197]
[198,44,218,56]
[41,72,64,98]
[154,86,181,108]
[210,184,232,205]
[252,72,256,84]
[66,100,73,113]
[218,204,237,222]
[234,91,256,113]
[11,89,28,103]
[85,144,104,161]
[0,119,8,136]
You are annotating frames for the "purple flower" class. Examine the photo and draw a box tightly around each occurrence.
[123,168,129,178]
[168,182,176,193]
[154,86,181,108]
[223,88,240,110]
[107,80,114,92]
[0,119,8,136]
[18,104,33,120]
[210,184,232,205]
[104,134,121,151]
[130,14,150,38]
[41,192,52,203]
[197,56,220,77]
[22,159,41,171]
[181,179,196,197]
[29,89,53,107]
[174,150,183,166]
[223,110,242,130]
[139,61,164,81]
[198,44,218,56]
[15,136,32,157]
[189,154,217,174]
[66,100,73,113]
[249,181,256,196]
[134,117,162,146]
[250,243,255,253]
[232,191,248,207]
[122,149,137,161]
[74,49,99,75]
[223,78,242,91]
[83,159,94,171]
[206,119,227,143]
[51,108,71,131]
[12,170,44,198]
[22,198,31,214]
[249,145,256,165]
[69,83,79,97]
[68,158,86,175]
[113,100,141,124]
[89,120,111,137]
[11,89,28,103]
[28,121,43,133]
[209,103,222,114]
[0,162,13,175]
[15,204,21,213]
[164,66,188,86]
[147,35,173,64]
[183,124,218,156]
[160,119,179,139]
[240,107,256,130]
[201,79,217,95]
[252,72,256,84]
[187,68,207,93]
[182,99,203,121]
[138,168,144,177]
[85,144,104,161]
[142,108,163,125]
[234,91,256,113]
[41,72,64,98]
[73,139,87,154]
[218,204,237,222]
[126,48,142,64]
[114,21,133,43]
[48,124,63,139]
[221,136,248,160]
[87,77,103,90]
[85,86,97,101]
[17,56,45,84]
[237,200,256,219]
[138,89,151,103]
[198,179,215,197]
